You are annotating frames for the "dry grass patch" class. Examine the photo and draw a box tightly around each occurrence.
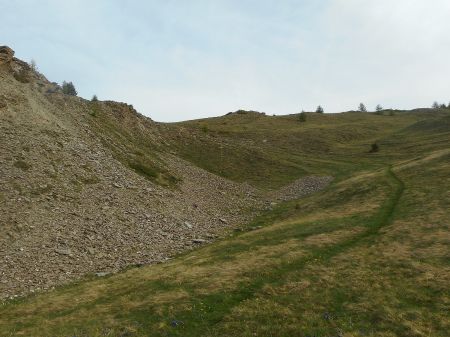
[378,219,450,261]
[303,227,365,247]
[217,298,301,337]
[415,243,449,259]
[251,201,379,237]
[263,280,311,296]
[166,239,307,293]
[395,148,450,171]
[335,168,384,186]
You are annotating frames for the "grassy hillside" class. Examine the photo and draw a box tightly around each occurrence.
[163,110,434,189]
[1,109,449,336]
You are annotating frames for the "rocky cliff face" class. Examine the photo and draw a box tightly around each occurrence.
[0,47,331,299]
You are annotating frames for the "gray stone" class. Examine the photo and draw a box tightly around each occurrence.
[55,248,72,256]
[95,272,110,277]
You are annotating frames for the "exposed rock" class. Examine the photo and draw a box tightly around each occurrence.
[0,46,14,66]
[95,272,110,277]
[269,176,333,202]
[55,248,72,256]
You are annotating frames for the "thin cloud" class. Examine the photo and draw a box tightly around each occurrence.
[1,0,449,121]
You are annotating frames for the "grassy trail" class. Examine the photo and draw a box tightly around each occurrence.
[154,167,406,336]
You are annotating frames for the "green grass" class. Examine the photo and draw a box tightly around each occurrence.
[164,110,431,189]
[1,109,449,336]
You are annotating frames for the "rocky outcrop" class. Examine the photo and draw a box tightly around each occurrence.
[0,46,14,66]
[269,176,333,202]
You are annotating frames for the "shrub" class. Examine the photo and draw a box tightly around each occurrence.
[431,101,439,109]
[200,125,209,133]
[90,104,100,117]
[91,95,98,102]
[298,112,306,122]
[62,81,77,96]
[369,143,379,153]
[375,104,383,112]
[315,105,324,113]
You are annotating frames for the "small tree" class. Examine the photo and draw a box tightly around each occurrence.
[358,103,367,112]
[62,81,77,96]
[432,101,440,109]
[316,105,324,113]
[439,103,446,109]
[91,95,98,102]
[369,143,379,153]
[375,104,383,112]
[298,111,306,122]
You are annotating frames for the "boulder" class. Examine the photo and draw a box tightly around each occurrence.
[95,272,110,277]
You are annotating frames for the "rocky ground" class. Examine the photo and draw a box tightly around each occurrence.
[269,176,334,202]
[0,46,332,300]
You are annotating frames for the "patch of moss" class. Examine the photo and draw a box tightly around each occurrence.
[129,161,159,179]
[129,160,181,188]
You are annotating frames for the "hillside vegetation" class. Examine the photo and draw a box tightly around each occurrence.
[163,110,441,189]
[0,47,449,336]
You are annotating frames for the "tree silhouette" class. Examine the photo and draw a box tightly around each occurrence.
[298,112,306,122]
[62,81,77,96]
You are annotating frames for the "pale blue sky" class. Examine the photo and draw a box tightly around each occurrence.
[2,0,450,121]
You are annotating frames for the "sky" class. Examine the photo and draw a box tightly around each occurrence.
[1,0,450,122]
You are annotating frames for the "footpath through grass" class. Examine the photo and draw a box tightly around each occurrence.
[148,168,405,337]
